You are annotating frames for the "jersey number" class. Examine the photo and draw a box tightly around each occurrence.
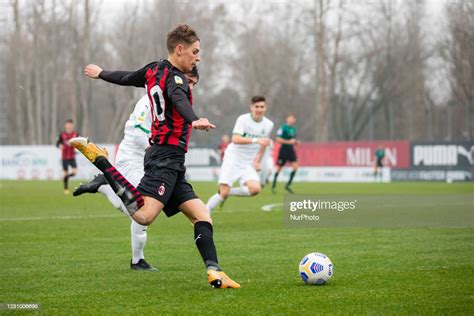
[149,85,165,122]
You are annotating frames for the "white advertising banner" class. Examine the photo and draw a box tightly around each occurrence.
[186,166,390,183]
[278,166,391,183]
[1,146,389,182]
[0,145,117,180]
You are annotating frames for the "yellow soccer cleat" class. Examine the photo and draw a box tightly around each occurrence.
[207,270,241,289]
[69,137,108,163]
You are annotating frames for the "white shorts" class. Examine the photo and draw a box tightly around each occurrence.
[219,155,259,186]
[115,152,144,187]
[117,163,144,187]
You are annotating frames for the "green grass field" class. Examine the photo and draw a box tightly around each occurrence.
[1,181,473,315]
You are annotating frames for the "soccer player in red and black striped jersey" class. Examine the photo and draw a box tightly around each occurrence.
[71,24,239,288]
[56,119,79,194]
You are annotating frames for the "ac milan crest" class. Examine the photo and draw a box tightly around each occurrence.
[158,183,165,196]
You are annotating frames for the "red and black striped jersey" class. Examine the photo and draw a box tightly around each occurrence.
[56,131,79,160]
[99,60,198,152]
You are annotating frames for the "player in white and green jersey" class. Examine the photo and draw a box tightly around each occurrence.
[206,96,274,213]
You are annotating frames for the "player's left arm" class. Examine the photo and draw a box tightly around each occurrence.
[167,74,215,131]
[55,134,62,148]
[253,121,274,169]
[252,145,266,171]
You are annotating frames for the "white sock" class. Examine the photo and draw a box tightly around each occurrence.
[98,184,132,219]
[206,193,224,213]
[131,221,147,264]
[229,186,251,196]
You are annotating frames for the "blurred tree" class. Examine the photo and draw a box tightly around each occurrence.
[442,1,474,140]
[1,0,471,145]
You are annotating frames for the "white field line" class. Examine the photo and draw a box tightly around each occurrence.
[261,203,283,212]
[0,213,121,222]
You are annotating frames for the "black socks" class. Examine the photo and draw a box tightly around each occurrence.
[194,221,220,270]
[287,170,296,187]
[272,172,279,189]
[93,157,144,214]
[63,173,74,189]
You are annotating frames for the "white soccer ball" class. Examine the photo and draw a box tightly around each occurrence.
[299,252,333,285]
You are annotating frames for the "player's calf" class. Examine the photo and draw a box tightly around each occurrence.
[207,184,230,213]
[69,137,144,216]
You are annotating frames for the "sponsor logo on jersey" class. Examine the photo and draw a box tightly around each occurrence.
[242,132,265,138]
[137,111,146,123]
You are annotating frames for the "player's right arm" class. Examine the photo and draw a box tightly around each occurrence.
[84,63,153,87]
[232,134,270,146]
[276,137,296,145]
[231,116,268,145]
[275,126,296,145]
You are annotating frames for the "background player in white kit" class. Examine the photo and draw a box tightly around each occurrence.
[74,67,199,270]
[206,96,273,213]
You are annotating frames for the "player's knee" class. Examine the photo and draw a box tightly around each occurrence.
[133,216,150,226]
[218,186,230,199]
[132,211,153,226]
[220,191,229,199]
[191,212,212,225]
[248,185,261,196]
[140,218,153,226]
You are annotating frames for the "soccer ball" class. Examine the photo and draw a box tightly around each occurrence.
[299,252,333,285]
